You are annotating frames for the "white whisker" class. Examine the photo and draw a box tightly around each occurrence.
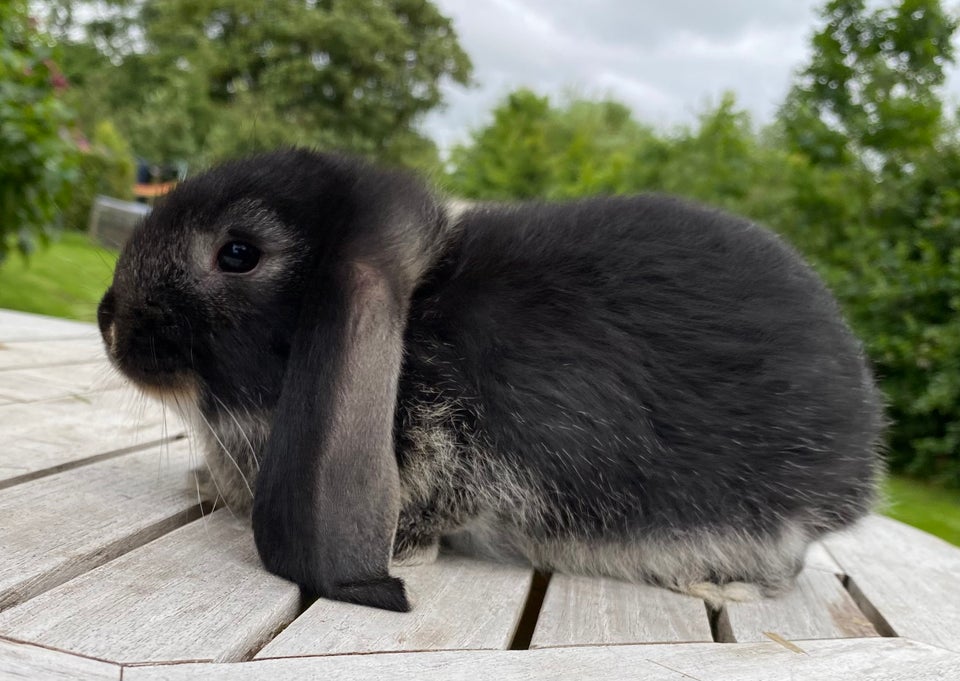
[212,393,260,470]
[196,408,255,499]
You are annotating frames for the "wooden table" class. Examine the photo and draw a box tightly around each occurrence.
[1,309,958,680]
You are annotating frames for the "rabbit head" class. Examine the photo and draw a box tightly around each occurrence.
[98,148,448,611]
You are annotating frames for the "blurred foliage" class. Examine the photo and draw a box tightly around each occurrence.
[447,90,664,199]
[446,0,960,487]
[61,120,136,232]
[781,0,956,167]
[47,0,472,170]
[0,0,78,261]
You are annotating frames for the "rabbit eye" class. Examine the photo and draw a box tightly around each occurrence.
[217,241,261,274]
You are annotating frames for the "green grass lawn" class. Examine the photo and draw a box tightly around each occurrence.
[883,476,960,547]
[0,231,117,322]
[1,230,959,547]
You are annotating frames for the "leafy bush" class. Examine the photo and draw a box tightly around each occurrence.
[61,120,135,231]
[0,1,78,261]
[445,86,960,488]
[848,145,960,485]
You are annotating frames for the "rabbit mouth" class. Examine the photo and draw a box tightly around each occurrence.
[104,326,198,398]
[129,372,200,406]
[116,360,194,392]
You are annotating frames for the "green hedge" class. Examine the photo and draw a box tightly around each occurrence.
[61,120,135,231]
[0,1,78,261]
[446,91,960,488]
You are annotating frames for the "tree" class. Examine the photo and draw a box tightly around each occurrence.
[0,1,78,261]
[780,0,956,167]
[446,90,664,200]
[48,0,472,168]
[779,0,960,486]
[446,90,554,199]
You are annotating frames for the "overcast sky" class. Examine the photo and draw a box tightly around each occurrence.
[421,0,960,151]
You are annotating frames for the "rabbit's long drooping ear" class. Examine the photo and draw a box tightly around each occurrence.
[252,260,409,611]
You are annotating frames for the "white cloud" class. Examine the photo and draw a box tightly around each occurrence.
[422,0,960,153]
[422,0,825,151]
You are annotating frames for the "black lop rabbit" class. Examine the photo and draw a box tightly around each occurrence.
[98,148,884,612]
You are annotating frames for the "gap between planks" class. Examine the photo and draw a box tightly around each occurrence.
[0,441,204,613]
[1,510,302,664]
[842,575,898,638]
[255,554,535,659]
[0,359,106,373]
[0,435,185,491]
[120,637,960,681]
[509,571,551,650]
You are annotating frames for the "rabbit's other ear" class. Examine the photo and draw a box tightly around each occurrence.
[252,261,409,612]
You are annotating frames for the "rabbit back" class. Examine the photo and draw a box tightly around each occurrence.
[396,195,883,585]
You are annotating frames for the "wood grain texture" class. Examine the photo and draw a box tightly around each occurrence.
[0,387,182,488]
[0,441,198,612]
[0,310,97,342]
[0,511,299,664]
[823,514,960,652]
[529,574,711,648]
[721,569,877,642]
[257,553,532,658]
[0,637,120,681]
[126,637,960,681]
[0,363,124,405]
[803,541,843,573]
[648,636,960,681]
[0,337,105,371]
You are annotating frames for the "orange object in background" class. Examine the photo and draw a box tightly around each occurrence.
[133,181,177,199]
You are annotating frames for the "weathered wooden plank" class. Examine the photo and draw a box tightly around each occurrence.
[721,569,877,643]
[529,574,711,648]
[0,637,120,681]
[804,541,843,573]
[0,441,198,612]
[649,636,960,680]
[126,637,960,681]
[0,387,183,488]
[0,336,106,371]
[823,514,960,652]
[0,310,98,342]
[0,511,299,664]
[133,648,678,681]
[0,363,123,405]
[257,553,533,658]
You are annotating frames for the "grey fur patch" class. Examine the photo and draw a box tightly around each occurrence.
[181,383,814,606]
[172,392,268,513]
[396,390,811,605]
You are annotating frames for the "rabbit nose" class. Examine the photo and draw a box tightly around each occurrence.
[97,288,117,353]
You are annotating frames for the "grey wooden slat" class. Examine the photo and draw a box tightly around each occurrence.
[823,514,960,652]
[0,637,120,681]
[0,363,123,405]
[0,511,299,665]
[804,541,843,573]
[0,310,98,342]
[721,568,877,642]
[529,574,711,648]
[0,441,198,612]
[0,337,106,371]
[0,387,183,488]
[125,637,960,681]
[650,636,960,681]
[257,553,533,658]
[134,648,678,681]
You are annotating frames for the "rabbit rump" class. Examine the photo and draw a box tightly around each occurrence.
[98,148,884,612]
